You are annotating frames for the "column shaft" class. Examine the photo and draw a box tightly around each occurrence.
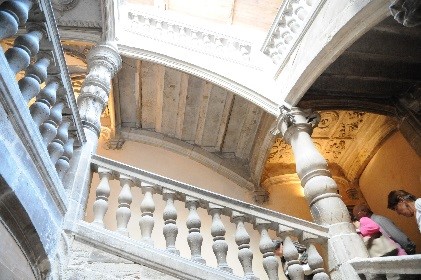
[277,107,368,279]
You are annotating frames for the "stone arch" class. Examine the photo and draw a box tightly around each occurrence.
[0,176,50,279]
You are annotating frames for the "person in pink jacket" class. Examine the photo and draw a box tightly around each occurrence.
[359,217,406,256]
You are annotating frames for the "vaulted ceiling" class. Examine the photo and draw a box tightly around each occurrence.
[62,13,420,203]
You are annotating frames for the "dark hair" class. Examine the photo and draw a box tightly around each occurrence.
[387,190,416,210]
[273,240,282,250]
[352,204,373,219]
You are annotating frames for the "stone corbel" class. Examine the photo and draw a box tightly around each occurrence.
[252,187,269,205]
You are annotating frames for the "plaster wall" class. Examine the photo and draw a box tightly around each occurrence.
[359,131,421,253]
[262,176,313,222]
[85,139,288,279]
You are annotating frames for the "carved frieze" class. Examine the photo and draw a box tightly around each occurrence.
[334,111,365,138]
[263,110,396,184]
[267,138,294,164]
[261,0,326,70]
[124,9,255,66]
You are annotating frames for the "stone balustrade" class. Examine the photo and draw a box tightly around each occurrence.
[0,0,85,185]
[261,0,326,74]
[89,154,330,280]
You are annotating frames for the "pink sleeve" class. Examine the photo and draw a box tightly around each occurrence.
[359,217,380,236]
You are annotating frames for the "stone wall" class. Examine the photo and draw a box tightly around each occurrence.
[0,219,36,280]
[63,240,180,280]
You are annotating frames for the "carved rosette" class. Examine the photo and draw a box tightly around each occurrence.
[77,43,121,136]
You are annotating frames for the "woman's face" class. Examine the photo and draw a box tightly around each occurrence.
[394,200,415,217]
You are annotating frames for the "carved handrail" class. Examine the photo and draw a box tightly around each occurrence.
[349,255,421,278]
[89,154,330,279]
[37,0,86,146]
[0,0,85,210]
[91,154,329,239]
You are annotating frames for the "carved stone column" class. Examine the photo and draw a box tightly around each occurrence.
[77,43,122,138]
[64,42,121,231]
[275,106,368,279]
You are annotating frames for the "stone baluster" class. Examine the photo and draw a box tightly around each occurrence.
[139,183,155,245]
[283,236,304,280]
[162,189,179,255]
[19,57,50,102]
[306,243,329,279]
[231,211,257,280]
[0,0,32,40]
[40,102,64,145]
[92,168,112,227]
[275,106,369,278]
[185,196,205,264]
[29,80,58,126]
[116,175,133,236]
[56,138,74,179]
[5,30,44,75]
[208,203,232,272]
[255,219,278,280]
[48,121,70,164]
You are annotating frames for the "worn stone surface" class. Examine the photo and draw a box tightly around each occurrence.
[63,240,180,280]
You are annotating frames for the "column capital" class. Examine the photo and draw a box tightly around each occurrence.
[273,106,320,144]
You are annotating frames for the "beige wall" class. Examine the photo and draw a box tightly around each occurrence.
[359,131,421,253]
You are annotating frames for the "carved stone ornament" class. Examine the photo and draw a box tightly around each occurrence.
[273,106,320,144]
[389,0,421,27]
[52,0,79,12]
[125,9,254,66]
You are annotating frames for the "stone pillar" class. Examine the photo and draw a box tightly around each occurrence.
[77,43,122,141]
[63,42,121,231]
[275,106,369,279]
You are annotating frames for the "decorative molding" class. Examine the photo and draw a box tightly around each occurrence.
[118,45,280,116]
[123,9,254,66]
[261,0,327,74]
[56,19,102,28]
